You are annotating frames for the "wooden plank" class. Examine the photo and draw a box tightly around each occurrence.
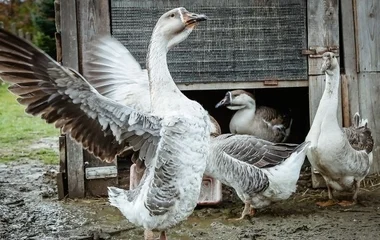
[341,74,350,127]
[307,0,339,75]
[60,0,85,198]
[178,80,308,91]
[57,135,67,200]
[341,0,360,118]
[357,72,380,174]
[77,0,117,196]
[356,0,380,72]
[84,151,118,197]
[66,136,85,198]
[77,0,110,72]
[307,0,340,188]
[54,0,61,33]
[55,32,62,63]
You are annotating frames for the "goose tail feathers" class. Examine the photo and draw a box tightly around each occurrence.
[108,186,127,208]
[353,112,368,128]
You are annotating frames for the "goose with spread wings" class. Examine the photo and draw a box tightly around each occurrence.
[84,32,310,221]
[0,7,209,240]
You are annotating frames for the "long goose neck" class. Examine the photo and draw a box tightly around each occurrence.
[146,32,181,106]
[311,68,340,129]
[320,68,340,122]
[233,102,256,121]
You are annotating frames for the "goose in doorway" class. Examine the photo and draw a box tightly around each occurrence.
[215,90,292,143]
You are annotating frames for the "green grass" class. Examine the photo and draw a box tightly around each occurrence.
[0,83,60,164]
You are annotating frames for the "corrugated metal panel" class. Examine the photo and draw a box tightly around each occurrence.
[111,0,307,83]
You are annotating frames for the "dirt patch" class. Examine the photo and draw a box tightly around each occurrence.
[1,160,380,240]
[29,137,59,153]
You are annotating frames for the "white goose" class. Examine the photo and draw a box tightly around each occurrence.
[305,52,374,207]
[84,24,309,222]
[0,7,209,240]
[83,32,310,222]
[206,134,309,219]
[215,90,292,143]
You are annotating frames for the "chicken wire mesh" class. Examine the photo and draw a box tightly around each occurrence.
[110,0,307,84]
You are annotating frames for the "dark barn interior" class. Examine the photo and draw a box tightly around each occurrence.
[183,87,310,143]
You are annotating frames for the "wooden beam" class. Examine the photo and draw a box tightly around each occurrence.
[307,0,340,188]
[57,135,67,200]
[77,0,118,196]
[357,72,380,174]
[77,0,110,72]
[60,0,85,198]
[341,0,360,118]
[341,74,350,127]
[178,80,308,91]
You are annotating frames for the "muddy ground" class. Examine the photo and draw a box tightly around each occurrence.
[1,157,380,240]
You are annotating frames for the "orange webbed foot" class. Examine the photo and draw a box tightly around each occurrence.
[337,200,356,207]
[316,199,337,207]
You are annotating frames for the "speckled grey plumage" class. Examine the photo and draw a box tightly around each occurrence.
[205,133,310,214]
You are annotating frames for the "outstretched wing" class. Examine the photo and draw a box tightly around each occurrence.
[213,134,300,168]
[84,36,150,112]
[0,29,161,164]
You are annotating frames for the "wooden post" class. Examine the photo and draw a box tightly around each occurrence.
[17,29,24,39]
[76,0,118,196]
[341,74,350,127]
[355,0,380,174]
[10,23,16,34]
[57,135,67,200]
[60,0,85,198]
[54,0,61,33]
[25,32,31,42]
[307,0,340,188]
[341,0,360,125]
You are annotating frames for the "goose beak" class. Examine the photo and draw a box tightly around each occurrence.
[184,12,208,26]
[215,92,231,108]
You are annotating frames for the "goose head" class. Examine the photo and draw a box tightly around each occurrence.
[215,90,256,110]
[321,52,339,75]
[152,7,208,50]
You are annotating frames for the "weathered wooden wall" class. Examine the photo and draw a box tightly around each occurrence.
[60,0,85,198]
[355,0,380,174]
[58,0,380,196]
[59,0,118,197]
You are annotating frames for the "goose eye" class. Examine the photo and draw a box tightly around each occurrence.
[170,13,175,18]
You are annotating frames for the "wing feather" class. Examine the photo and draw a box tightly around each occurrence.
[213,134,300,168]
[84,36,150,111]
[0,29,162,164]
